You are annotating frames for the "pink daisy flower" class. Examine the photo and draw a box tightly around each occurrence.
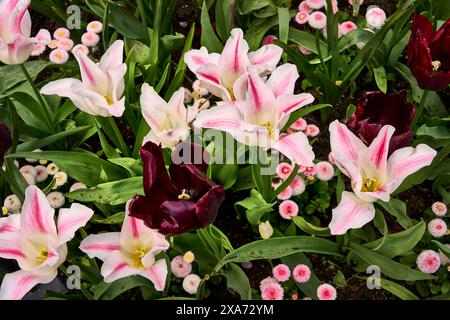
[315,161,335,181]
[277,186,293,200]
[306,0,324,9]
[416,250,441,274]
[87,21,103,33]
[366,6,387,29]
[317,283,337,300]
[20,165,37,177]
[304,124,320,137]
[261,282,284,300]
[298,1,313,13]
[259,276,278,291]
[428,219,447,238]
[308,11,327,29]
[303,166,316,177]
[290,118,308,131]
[57,38,74,51]
[339,21,357,37]
[279,200,299,220]
[290,175,306,196]
[273,264,291,282]
[276,163,294,179]
[34,165,49,183]
[31,44,46,56]
[295,11,310,25]
[72,44,89,55]
[431,202,447,217]
[49,49,69,64]
[293,264,311,283]
[81,32,101,47]
[171,255,192,278]
[262,35,278,45]
[53,27,70,40]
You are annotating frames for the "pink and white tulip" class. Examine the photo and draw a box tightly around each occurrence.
[0,186,93,300]
[140,84,200,149]
[328,121,436,235]
[194,64,315,166]
[0,0,36,64]
[41,40,127,117]
[185,28,282,101]
[79,203,169,291]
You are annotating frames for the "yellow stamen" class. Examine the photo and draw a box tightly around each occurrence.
[261,122,276,139]
[432,60,441,72]
[361,177,382,192]
[134,247,150,268]
[2,207,9,216]
[178,189,191,200]
[104,96,113,105]
[227,87,236,100]
[38,246,49,263]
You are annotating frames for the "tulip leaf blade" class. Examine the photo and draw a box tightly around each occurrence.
[200,0,224,53]
[373,66,388,93]
[377,198,413,229]
[292,216,331,237]
[432,240,450,259]
[221,263,252,300]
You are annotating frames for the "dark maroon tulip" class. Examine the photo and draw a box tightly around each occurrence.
[128,141,225,236]
[0,122,12,161]
[348,91,415,153]
[408,14,450,91]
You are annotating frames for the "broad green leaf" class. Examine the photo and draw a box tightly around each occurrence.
[108,158,143,177]
[200,1,223,52]
[94,276,155,300]
[221,263,252,300]
[93,212,125,225]
[235,189,275,225]
[0,61,51,96]
[377,199,413,229]
[373,66,387,93]
[292,216,331,236]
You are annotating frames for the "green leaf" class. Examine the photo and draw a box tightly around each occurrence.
[292,216,331,236]
[432,240,450,259]
[0,61,51,96]
[378,278,419,300]
[214,236,342,272]
[417,125,450,139]
[108,158,143,177]
[282,104,332,131]
[108,3,147,40]
[235,189,275,225]
[377,199,413,229]
[251,163,273,201]
[221,263,252,300]
[66,177,143,205]
[94,276,155,300]
[288,28,328,55]
[348,242,436,281]
[93,212,125,225]
[200,1,223,52]
[215,0,233,42]
[373,66,387,93]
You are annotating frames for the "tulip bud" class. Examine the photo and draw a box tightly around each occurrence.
[259,221,274,240]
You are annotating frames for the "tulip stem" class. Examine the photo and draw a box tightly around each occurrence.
[411,90,429,133]
[20,64,53,131]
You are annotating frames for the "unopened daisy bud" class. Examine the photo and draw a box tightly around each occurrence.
[290,118,307,131]
[273,264,291,282]
[20,165,37,177]
[39,159,48,165]
[261,282,284,300]
[171,255,192,278]
[299,45,312,56]
[183,251,195,264]
[277,186,293,200]
[428,219,447,238]
[3,194,21,212]
[47,163,59,175]
[192,80,209,97]
[298,1,313,13]
[317,283,337,300]
[308,11,327,29]
[35,165,49,183]
[182,274,201,295]
[31,44,46,56]
[276,163,293,179]
[279,200,299,220]
[81,32,100,47]
[293,264,311,283]
[431,202,447,217]
[290,175,306,196]
[53,27,70,40]
[416,250,441,274]
[46,191,65,209]
[259,221,274,240]
[295,11,310,25]
[69,182,87,192]
[262,35,278,45]
[315,161,334,181]
[50,49,69,64]
[339,21,357,37]
[87,21,103,33]
[57,38,74,51]
[304,124,320,137]
[54,171,68,187]
[366,6,386,29]
[2,207,8,215]
[306,0,324,9]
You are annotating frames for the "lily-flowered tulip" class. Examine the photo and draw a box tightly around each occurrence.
[40,40,127,117]
[185,28,282,101]
[0,0,36,64]
[328,121,436,235]
[128,141,225,236]
[408,14,450,91]
[140,84,199,149]
[193,64,316,166]
[80,203,169,290]
[0,122,12,160]
[348,91,415,153]
[0,186,93,300]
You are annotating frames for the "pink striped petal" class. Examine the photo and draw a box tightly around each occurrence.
[266,64,299,97]
[0,237,26,262]
[368,125,395,171]
[40,78,83,99]
[140,83,170,131]
[57,203,94,244]
[329,191,375,235]
[0,270,56,300]
[139,259,168,291]
[0,214,20,239]
[0,0,30,44]
[120,212,154,249]
[99,40,124,72]
[20,186,56,236]
[101,251,138,283]
[248,44,283,72]
[74,51,108,93]
[79,232,121,261]
[218,28,250,89]
[193,105,243,134]
[272,132,315,166]
[167,87,187,121]
[329,120,366,162]
[387,144,437,193]
[184,46,211,72]
[107,64,127,102]
[276,93,315,124]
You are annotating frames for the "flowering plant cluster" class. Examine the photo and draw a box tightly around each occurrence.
[0,0,448,301]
